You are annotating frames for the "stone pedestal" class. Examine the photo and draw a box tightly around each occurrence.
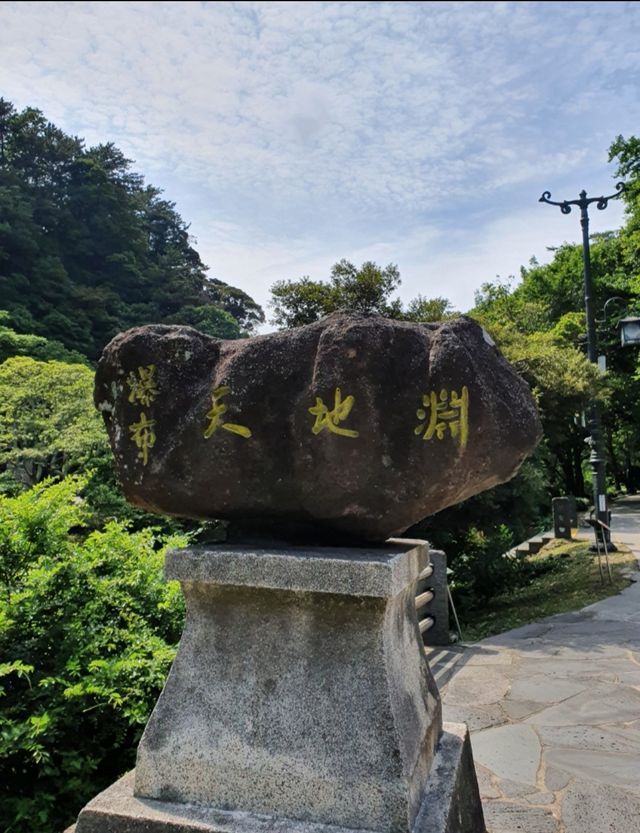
[73,540,485,833]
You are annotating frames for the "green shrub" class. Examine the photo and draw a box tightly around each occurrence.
[450,524,516,607]
[449,523,562,613]
[0,477,187,832]
[0,357,107,491]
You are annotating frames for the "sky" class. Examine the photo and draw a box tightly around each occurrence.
[1,1,638,327]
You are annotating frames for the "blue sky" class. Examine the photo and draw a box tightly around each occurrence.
[1,1,638,326]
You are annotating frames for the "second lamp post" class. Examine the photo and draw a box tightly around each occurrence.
[539,182,625,544]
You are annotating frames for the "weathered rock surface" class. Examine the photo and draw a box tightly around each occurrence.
[94,312,540,541]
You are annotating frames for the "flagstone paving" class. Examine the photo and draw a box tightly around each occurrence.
[436,496,640,833]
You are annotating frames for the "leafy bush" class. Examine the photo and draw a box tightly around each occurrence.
[449,523,561,613]
[410,453,552,610]
[0,477,187,832]
[0,357,107,491]
[449,524,517,607]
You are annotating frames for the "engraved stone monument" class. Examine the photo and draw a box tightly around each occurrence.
[72,313,541,833]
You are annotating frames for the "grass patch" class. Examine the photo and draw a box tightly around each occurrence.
[457,540,637,642]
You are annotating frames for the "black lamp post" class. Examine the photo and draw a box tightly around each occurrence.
[539,182,625,544]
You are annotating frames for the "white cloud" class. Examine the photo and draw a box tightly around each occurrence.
[0,0,638,315]
[406,196,629,310]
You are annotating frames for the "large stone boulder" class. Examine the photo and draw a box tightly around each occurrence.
[94,312,540,541]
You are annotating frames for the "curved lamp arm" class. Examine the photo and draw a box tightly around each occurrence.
[539,182,626,214]
[596,296,627,325]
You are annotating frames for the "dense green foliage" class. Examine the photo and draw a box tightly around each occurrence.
[470,279,605,499]
[0,357,105,490]
[270,259,454,327]
[0,311,88,366]
[411,453,554,610]
[470,175,640,495]
[0,99,264,359]
[0,478,187,832]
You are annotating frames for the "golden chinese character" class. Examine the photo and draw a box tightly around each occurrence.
[127,365,159,407]
[309,387,359,438]
[129,412,156,465]
[204,385,252,439]
[415,386,469,449]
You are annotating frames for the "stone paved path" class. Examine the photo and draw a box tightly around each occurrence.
[436,496,640,833]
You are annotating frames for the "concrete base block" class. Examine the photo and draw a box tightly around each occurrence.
[71,542,484,833]
[73,723,484,833]
[416,723,485,833]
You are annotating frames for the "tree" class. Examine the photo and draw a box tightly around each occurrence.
[471,278,607,498]
[0,311,88,365]
[0,98,264,358]
[0,477,187,832]
[609,134,640,260]
[162,305,242,340]
[203,278,265,334]
[516,235,639,492]
[403,295,454,323]
[270,276,335,328]
[603,136,640,489]
[270,259,454,328]
[0,357,106,490]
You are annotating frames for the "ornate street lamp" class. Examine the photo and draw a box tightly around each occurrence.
[539,182,626,545]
